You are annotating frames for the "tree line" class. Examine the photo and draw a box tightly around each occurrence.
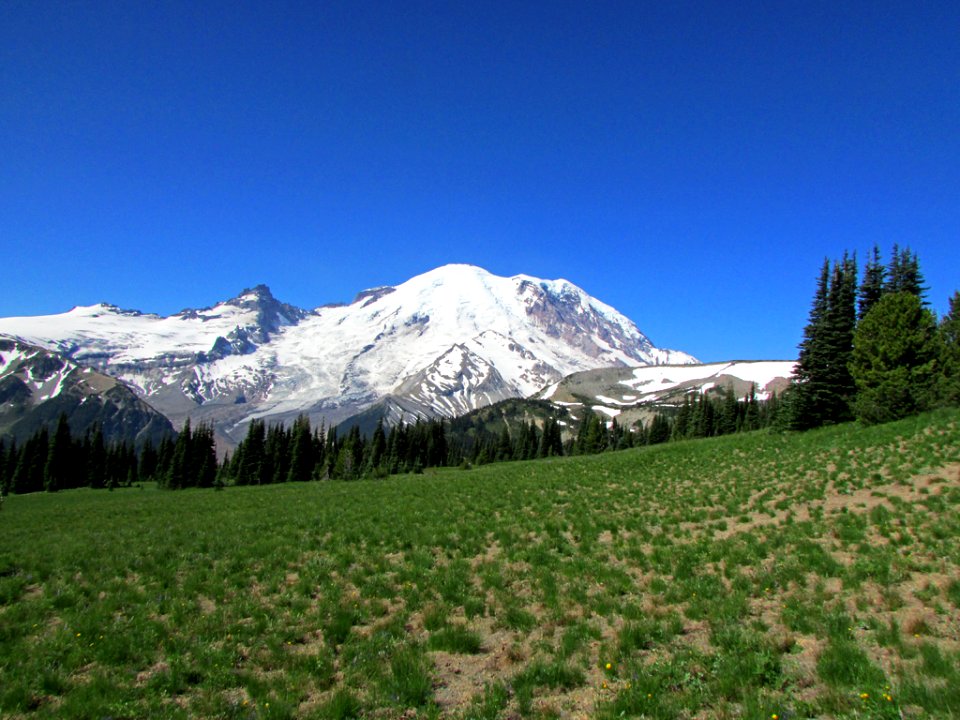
[0,417,217,495]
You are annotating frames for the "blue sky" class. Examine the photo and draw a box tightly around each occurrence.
[2,1,958,362]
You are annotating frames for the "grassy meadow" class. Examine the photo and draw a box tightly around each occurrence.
[1,409,959,719]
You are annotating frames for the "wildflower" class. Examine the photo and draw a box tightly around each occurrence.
[605,662,612,670]
[772,715,779,719]
[76,632,81,637]
[860,692,869,699]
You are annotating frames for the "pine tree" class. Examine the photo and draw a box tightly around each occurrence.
[672,396,693,439]
[887,245,927,300]
[720,385,739,435]
[13,428,48,494]
[850,292,938,424]
[86,425,106,489]
[44,413,73,492]
[937,291,960,406]
[155,435,175,482]
[790,255,857,429]
[138,439,158,482]
[0,439,8,495]
[858,245,886,320]
[743,385,760,431]
[237,419,266,485]
[647,413,671,445]
[191,423,217,488]
[287,414,315,482]
[166,419,191,489]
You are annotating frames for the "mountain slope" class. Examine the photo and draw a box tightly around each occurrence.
[538,360,795,426]
[0,336,175,445]
[0,265,696,445]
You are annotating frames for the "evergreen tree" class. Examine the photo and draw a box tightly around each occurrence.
[742,385,761,432]
[720,385,739,435]
[191,423,217,488]
[647,412,671,445]
[13,428,48,494]
[155,435,175,482]
[0,439,8,495]
[538,417,563,457]
[496,425,513,461]
[237,419,266,485]
[138,439,158,482]
[86,425,106,489]
[858,245,886,320]
[887,244,927,300]
[939,291,960,406]
[791,255,857,429]
[672,395,693,439]
[850,292,938,424]
[44,413,73,492]
[287,414,315,482]
[166,419,191,489]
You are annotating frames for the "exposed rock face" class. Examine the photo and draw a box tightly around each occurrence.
[0,265,697,447]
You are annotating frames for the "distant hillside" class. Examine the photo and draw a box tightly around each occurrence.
[537,360,795,426]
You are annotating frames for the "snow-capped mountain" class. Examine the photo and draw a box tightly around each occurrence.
[0,264,696,445]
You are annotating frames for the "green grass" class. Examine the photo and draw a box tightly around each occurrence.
[1,408,959,718]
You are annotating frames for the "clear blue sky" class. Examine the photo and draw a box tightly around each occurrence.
[2,1,958,362]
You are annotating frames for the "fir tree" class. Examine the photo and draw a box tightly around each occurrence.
[366,419,386,475]
[191,423,217,488]
[647,413,671,445]
[44,413,73,492]
[86,425,106,489]
[790,255,857,429]
[13,428,48,494]
[858,245,886,320]
[939,291,960,406]
[850,292,938,424]
[287,414,315,482]
[237,419,266,485]
[0,439,8,495]
[887,244,927,301]
[166,419,191,489]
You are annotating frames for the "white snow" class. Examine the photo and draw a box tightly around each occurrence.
[592,405,621,418]
[540,381,560,400]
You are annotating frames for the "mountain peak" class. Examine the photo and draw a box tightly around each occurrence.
[228,284,277,307]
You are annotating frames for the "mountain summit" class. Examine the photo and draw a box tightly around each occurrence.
[0,264,696,445]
